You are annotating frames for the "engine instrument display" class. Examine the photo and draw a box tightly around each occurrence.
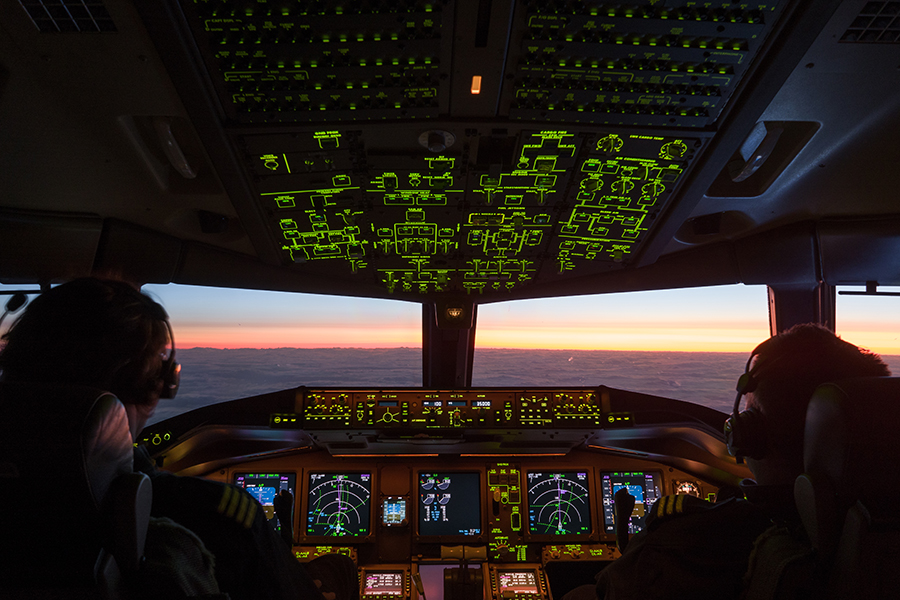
[599,471,663,534]
[234,472,296,531]
[306,472,372,537]
[526,471,591,536]
[418,472,482,536]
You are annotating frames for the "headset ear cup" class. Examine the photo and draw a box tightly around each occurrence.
[159,359,181,399]
[726,409,767,460]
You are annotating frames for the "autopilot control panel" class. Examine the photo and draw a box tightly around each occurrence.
[301,388,605,429]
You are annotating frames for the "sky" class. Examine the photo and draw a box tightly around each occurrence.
[0,283,897,354]
[148,283,773,351]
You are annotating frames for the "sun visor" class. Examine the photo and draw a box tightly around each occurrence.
[94,220,183,285]
[818,218,900,286]
[0,209,101,284]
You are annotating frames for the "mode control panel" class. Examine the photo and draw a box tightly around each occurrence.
[302,388,603,429]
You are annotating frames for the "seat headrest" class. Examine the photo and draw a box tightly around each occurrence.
[0,382,134,583]
[803,377,900,516]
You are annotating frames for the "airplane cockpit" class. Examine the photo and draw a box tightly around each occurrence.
[1,0,899,597]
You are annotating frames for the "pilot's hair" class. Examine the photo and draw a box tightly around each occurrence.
[0,277,169,406]
[747,323,890,461]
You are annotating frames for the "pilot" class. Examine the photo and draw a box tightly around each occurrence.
[0,277,354,600]
[567,323,890,600]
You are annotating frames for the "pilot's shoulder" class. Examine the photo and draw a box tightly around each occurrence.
[646,494,716,527]
[646,494,765,532]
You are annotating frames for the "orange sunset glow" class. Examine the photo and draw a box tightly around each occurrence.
[2,283,895,355]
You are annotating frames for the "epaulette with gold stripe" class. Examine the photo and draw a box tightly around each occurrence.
[216,485,259,529]
[647,494,714,527]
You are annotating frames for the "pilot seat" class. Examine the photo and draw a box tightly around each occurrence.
[0,383,151,598]
[743,376,900,600]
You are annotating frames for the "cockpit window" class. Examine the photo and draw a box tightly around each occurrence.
[473,285,769,413]
[836,285,900,375]
[140,284,421,424]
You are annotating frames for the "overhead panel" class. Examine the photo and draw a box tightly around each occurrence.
[161,0,790,298]
[244,126,701,296]
[506,0,783,127]
[181,0,451,123]
[178,0,785,127]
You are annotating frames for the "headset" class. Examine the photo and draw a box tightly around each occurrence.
[145,299,181,400]
[0,292,29,331]
[723,352,768,463]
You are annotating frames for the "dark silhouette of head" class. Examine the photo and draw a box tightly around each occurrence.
[0,277,170,407]
[745,323,890,482]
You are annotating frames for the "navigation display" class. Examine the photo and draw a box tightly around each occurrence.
[306,472,372,537]
[362,571,404,597]
[234,473,296,531]
[599,471,663,534]
[526,471,591,535]
[418,472,481,536]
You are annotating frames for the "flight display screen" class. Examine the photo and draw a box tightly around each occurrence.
[233,473,296,531]
[599,471,663,534]
[362,571,405,597]
[497,570,540,597]
[382,496,408,527]
[306,472,372,537]
[418,472,481,536]
[526,471,591,535]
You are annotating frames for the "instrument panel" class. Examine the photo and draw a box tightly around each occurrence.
[221,448,716,600]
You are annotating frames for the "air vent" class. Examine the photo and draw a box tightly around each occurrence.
[840,1,900,42]
[18,1,115,33]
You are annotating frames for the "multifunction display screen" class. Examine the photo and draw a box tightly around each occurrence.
[599,471,663,534]
[362,571,405,597]
[233,473,296,531]
[418,472,481,536]
[526,471,591,535]
[382,496,407,526]
[306,472,372,537]
[498,570,540,596]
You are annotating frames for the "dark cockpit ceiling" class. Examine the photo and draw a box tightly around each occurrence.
[0,0,899,302]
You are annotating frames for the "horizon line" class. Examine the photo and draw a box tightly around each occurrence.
[177,345,900,356]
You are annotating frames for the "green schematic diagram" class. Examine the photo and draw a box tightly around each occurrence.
[557,134,686,273]
[263,171,367,271]
[251,129,697,297]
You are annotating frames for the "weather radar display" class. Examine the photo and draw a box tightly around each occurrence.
[527,471,591,535]
[306,472,372,537]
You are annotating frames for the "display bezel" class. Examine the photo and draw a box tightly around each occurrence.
[496,569,541,596]
[524,468,596,542]
[232,472,297,533]
[414,470,485,542]
[598,470,664,536]
[380,496,409,527]
[360,569,407,598]
[302,471,375,541]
